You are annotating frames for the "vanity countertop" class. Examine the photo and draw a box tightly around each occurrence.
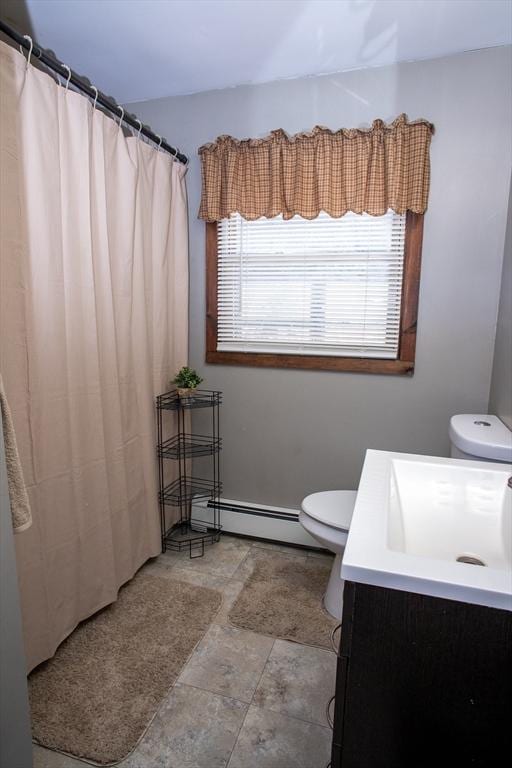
[341,449,512,611]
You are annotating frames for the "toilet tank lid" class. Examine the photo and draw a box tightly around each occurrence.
[449,414,512,462]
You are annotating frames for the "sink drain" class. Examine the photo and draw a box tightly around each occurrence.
[456,554,486,566]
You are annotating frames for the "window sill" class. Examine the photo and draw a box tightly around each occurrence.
[206,350,414,375]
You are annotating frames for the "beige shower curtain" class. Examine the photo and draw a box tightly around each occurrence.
[0,41,188,671]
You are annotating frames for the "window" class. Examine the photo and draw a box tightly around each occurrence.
[206,210,424,374]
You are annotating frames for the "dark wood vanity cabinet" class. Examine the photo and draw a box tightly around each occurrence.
[331,581,512,768]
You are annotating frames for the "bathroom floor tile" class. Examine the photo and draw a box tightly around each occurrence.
[145,557,230,590]
[120,683,247,768]
[227,705,332,768]
[161,535,252,579]
[178,623,274,702]
[253,639,336,726]
[213,579,246,626]
[33,745,86,768]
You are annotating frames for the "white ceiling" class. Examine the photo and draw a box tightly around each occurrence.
[20,0,512,103]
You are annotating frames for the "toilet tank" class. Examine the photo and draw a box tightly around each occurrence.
[449,414,512,463]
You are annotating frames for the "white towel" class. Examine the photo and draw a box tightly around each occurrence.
[0,374,32,533]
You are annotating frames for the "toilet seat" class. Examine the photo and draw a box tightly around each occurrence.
[301,490,356,531]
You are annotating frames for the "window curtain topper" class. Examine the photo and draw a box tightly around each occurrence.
[198,114,434,222]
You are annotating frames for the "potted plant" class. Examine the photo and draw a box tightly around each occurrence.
[172,366,203,398]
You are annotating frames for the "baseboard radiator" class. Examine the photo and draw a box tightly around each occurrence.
[192,497,320,549]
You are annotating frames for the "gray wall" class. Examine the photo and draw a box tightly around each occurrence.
[0,417,33,768]
[489,176,512,429]
[129,46,512,508]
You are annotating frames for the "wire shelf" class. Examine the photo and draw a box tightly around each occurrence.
[157,389,222,411]
[159,476,222,507]
[158,434,222,459]
[157,388,222,557]
[163,520,222,557]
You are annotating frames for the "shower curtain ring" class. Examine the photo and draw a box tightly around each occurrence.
[62,65,71,91]
[136,119,142,140]
[91,86,98,110]
[117,106,124,132]
[156,135,163,149]
[21,35,33,67]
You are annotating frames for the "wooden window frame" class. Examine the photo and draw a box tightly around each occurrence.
[206,211,424,375]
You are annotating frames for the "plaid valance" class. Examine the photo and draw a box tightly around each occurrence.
[198,114,434,222]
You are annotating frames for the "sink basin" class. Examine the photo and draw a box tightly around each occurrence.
[341,450,512,610]
[388,458,511,568]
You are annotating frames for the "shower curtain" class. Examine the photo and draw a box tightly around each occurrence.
[0,41,188,671]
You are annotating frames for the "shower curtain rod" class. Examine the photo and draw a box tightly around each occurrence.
[0,19,188,165]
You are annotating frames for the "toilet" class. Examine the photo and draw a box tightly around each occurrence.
[300,413,512,620]
[299,490,356,619]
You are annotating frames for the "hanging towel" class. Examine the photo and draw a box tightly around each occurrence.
[0,374,32,533]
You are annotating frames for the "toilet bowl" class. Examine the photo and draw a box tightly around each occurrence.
[299,490,356,620]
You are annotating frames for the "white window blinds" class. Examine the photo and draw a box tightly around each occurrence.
[217,210,406,359]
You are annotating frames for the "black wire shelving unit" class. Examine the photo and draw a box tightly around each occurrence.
[156,389,222,557]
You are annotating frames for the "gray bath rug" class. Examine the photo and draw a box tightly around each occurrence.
[29,568,222,765]
[228,551,337,649]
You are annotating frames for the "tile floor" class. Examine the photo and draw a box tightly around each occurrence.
[33,536,336,768]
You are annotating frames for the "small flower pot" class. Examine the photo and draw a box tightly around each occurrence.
[176,387,196,398]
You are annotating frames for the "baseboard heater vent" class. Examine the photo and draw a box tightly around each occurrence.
[192,497,319,548]
[207,499,298,522]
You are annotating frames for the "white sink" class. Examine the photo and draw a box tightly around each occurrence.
[341,450,512,611]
